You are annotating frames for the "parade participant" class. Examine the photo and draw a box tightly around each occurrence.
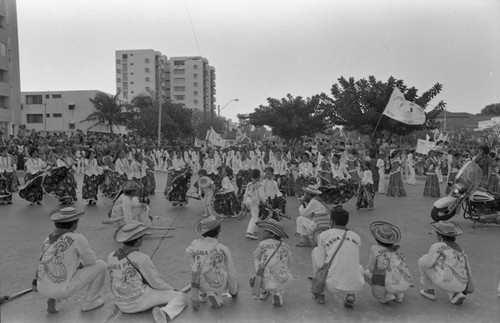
[369,152,380,193]
[445,152,461,194]
[131,152,150,203]
[418,221,471,305]
[110,180,151,226]
[405,150,417,185]
[214,166,241,218]
[82,149,101,205]
[144,150,157,195]
[19,147,47,205]
[377,153,386,193]
[108,221,188,322]
[487,153,500,193]
[203,149,222,184]
[296,185,329,247]
[234,150,254,201]
[295,152,315,197]
[197,170,218,217]
[311,206,364,307]
[187,215,238,309]
[386,150,406,197]
[364,221,412,304]
[239,169,265,240]
[356,161,375,210]
[33,207,106,313]
[346,149,361,183]
[331,153,350,180]
[0,145,18,204]
[165,150,192,207]
[270,149,292,196]
[115,150,130,184]
[260,167,286,219]
[43,150,78,205]
[99,153,122,198]
[423,150,441,198]
[473,145,493,188]
[252,219,293,306]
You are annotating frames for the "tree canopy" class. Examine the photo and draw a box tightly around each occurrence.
[480,103,500,115]
[81,92,133,134]
[320,76,446,137]
[240,94,330,142]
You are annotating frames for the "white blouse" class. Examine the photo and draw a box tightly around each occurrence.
[26,157,46,174]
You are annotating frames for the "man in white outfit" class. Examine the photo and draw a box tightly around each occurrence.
[296,185,329,247]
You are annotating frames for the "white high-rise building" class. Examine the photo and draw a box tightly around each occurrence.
[0,0,21,138]
[115,50,216,119]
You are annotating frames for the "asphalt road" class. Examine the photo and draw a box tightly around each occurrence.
[0,172,499,323]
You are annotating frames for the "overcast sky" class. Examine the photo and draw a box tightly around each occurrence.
[17,0,500,123]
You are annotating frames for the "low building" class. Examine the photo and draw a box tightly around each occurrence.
[21,90,128,135]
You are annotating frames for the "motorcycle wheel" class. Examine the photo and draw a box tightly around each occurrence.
[431,206,456,222]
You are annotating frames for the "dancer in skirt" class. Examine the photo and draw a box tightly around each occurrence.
[386,150,406,197]
[364,221,412,304]
[214,166,241,218]
[20,147,46,205]
[239,169,265,240]
[115,150,130,187]
[203,149,222,185]
[356,161,375,210]
[166,150,192,207]
[377,153,386,193]
[294,152,315,198]
[144,153,156,195]
[82,149,101,205]
[445,152,461,195]
[346,149,361,183]
[0,145,18,204]
[252,219,293,307]
[197,170,218,217]
[99,153,121,198]
[423,151,441,198]
[131,152,150,204]
[43,150,78,205]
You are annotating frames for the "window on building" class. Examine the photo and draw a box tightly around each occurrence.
[46,114,50,117]
[193,82,198,87]
[145,68,150,73]
[123,92,128,99]
[174,86,185,92]
[25,95,43,104]
[123,82,128,90]
[27,114,43,123]
[130,82,134,84]
[194,91,198,96]
[130,54,133,56]
[174,60,185,66]
[68,104,75,110]
[174,95,185,100]
[173,78,185,84]
[69,123,75,129]
[45,95,49,99]
[145,86,150,91]
[117,78,121,83]
[130,63,134,66]
[145,77,150,82]
[53,113,62,118]
[193,65,198,70]
[0,42,6,56]
[174,69,185,75]
[122,54,128,59]
[145,58,150,63]
[193,73,198,78]
[116,59,121,64]
[116,68,121,73]
[52,94,62,99]
[0,96,7,109]
[0,69,7,82]
[0,15,5,29]
[194,100,198,104]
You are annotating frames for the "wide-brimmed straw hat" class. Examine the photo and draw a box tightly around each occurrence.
[303,185,322,196]
[114,221,150,243]
[195,215,223,235]
[256,218,289,239]
[50,207,85,223]
[370,221,401,244]
[430,221,463,237]
[122,180,141,192]
[198,176,212,189]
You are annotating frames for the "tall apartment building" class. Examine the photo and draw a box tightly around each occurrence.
[115,50,216,119]
[0,0,20,138]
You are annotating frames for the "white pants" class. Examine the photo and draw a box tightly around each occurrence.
[39,260,106,303]
[296,216,316,236]
[120,289,188,320]
[245,202,260,234]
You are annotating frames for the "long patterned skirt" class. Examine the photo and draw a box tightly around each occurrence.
[258,195,287,221]
[146,170,156,195]
[43,167,78,204]
[99,170,122,198]
[487,173,500,193]
[445,171,458,194]
[356,183,375,209]
[386,171,407,197]
[213,191,241,216]
[82,174,100,201]
[236,170,252,202]
[275,174,294,197]
[19,172,44,203]
[319,178,359,205]
[0,172,16,204]
[423,173,440,197]
[167,169,192,204]
[348,170,360,183]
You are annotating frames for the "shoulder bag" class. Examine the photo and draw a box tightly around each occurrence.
[250,241,283,299]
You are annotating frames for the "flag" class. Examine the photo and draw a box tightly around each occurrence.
[206,127,226,147]
[442,133,449,142]
[382,88,426,125]
[425,134,430,141]
[194,138,204,147]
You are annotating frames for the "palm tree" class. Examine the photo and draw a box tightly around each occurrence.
[81,92,133,134]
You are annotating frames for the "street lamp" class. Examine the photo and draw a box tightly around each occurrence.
[218,98,239,117]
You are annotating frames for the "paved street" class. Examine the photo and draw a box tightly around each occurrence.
[1,172,499,323]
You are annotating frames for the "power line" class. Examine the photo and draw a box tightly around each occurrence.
[183,0,203,56]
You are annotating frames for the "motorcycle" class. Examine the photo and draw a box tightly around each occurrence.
[431,161,500,226]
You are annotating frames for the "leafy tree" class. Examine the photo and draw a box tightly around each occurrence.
[81,92,134,134]
[480,103,500,115]
[240,94,330,144]
[191,109,230,139]
[320,76,446,137]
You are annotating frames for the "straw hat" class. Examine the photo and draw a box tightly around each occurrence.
[256,218,289,239]
[198,176,212,189]
[121,180,141,192]
[114,221,150,243]
[370,221,401,244]
[195,215,223,235]
[431,221,463,237]
[303,185,322,195]
[50,207,85,223]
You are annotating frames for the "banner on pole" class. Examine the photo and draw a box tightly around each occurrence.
[383,88,426,125]
[415,139,436,155]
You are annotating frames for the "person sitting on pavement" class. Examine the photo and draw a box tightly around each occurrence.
[107,221,188,323]
[364,221,413,304]
[186,215,238,309]
[418,221,471,305]
[296,185,329,247]
[252,218,293,307]
[109,180,151,226]
[311,206,365,307]
[33,207,106,313]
